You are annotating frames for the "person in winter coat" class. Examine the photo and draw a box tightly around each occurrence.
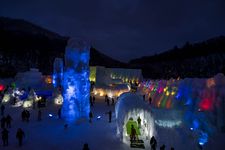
[89,111,93,123]
[25,110,30,122]
[93,96,96,104]
[38,109,42,121]
[83,143,89,150]
[1,116,6,129]
[1,104,5,116]
[130,125,137,142]
[58,108,61,119]
[106,111,112,123]
[137,116,141,128]
[111,98,115,105]
[16,128,25,146]
[6,115,12,128]
[1,128,9,146]
[160,144,166,150]
[150,136,157,150]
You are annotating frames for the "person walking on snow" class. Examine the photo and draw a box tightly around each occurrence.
[106,98,110,106]
[1,128,9,146]
[1,116,6,129]
[107,110,112,123]
[58,108,61,119]
[1,104,5,116]
[38,109,42,121]
[6,115,12,128]
[89,111,93,123]
[111,98,115,105]
[105,94,108,102]
[130,125,137,142]
[149,97,152,104]
[93,96,96,104]
[137,116,141,128]
[150,136,157,150]
[16,128,25,146]
[90,96,93,107]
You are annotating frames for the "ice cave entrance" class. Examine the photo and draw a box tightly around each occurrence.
[115,92,156,145]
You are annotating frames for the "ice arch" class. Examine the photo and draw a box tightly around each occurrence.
[115,92,156,144]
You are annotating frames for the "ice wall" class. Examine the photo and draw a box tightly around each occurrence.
[140,73,225,146]
[62,38,90,122]
[53,58,63,88]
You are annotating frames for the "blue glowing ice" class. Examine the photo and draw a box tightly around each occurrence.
[198,131,208,146]
[53,58,63,88]
[62,39,90,122]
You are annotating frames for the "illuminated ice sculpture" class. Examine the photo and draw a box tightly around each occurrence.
[62,38,90,122]
[115,92,156,144]
[53,58,63,88]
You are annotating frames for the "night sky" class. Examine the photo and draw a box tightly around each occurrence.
[1,0,225,62]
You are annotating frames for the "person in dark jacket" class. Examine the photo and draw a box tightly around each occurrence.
[149,97,152,104]
[1,128,9,146]
[130,125,137,142]
[16,128,25,146]
[105,94,108,102]
[106,98,110,106]
[93,96,96,104]
[89,111,93,123]
[83,143,89,150]
[160,144,166,150]
[1,104,5,116]
[111,98,115,105]
[90,96,93,107]
[38,109,42,121]
[150,136,157,150]
[1,116,6,129]
[137,116,141,128]
[6,115,12,128]
[58,108,61,119]
[107,111,112,123]
[25,110,30,122]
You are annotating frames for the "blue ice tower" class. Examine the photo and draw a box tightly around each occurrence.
[53,58,64,88]
[62,38,90,123]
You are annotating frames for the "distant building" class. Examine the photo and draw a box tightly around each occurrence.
[90,66,143,86]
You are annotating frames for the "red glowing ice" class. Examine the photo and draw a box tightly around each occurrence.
[199,98,213,111]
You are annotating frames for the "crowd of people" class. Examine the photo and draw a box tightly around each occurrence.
[0,85,186,150]
[1,104,25,147]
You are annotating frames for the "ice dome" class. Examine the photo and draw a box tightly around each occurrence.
[15,68,43,89]
[115,92,156,144]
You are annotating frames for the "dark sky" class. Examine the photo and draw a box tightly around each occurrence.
[1,0,225,62]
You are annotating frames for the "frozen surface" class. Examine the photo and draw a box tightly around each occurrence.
[0,96,225,150]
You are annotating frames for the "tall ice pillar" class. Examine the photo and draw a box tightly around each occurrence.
[62,38,90,122]
[53,58,63,88]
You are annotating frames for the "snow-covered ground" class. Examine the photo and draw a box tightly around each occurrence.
[1,96,225,150]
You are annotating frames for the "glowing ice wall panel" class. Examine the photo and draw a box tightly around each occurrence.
[53,58,63,88]
[89,66,96,82]
[62,39,90,122]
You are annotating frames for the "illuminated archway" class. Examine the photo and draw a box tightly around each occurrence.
[115,93,156,144]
